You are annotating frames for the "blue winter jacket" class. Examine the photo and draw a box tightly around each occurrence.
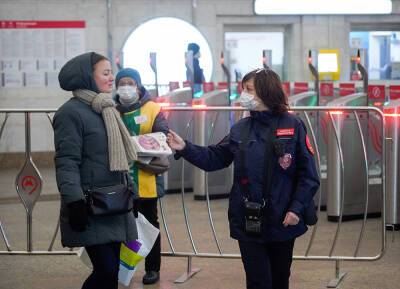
[175,110,320,243]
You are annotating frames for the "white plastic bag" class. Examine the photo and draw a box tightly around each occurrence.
[118,212,160,286]
[77,246,92,269]
[77,213,159,287]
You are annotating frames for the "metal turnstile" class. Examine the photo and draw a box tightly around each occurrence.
[326,93,383,221]
[159,88,194,193]
[289,91,330,210]
[384,101,400,230]
[192,89,232,200]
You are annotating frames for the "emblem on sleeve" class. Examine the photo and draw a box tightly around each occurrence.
[306,135,315,155]
[279,153,292,170]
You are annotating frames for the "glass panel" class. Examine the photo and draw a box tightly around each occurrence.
[350,31,400,80]
[224,32,284,81]
[122,17,213,87]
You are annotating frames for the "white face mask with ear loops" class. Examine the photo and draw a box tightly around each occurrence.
[239,91,260,110]
[117,85,139,104]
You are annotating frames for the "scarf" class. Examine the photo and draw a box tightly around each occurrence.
[73,89,137,172]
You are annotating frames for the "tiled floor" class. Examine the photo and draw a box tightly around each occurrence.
[0,168,399,289]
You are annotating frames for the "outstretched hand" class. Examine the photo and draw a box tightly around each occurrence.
[167,130,186,151]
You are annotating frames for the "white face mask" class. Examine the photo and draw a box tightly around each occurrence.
[117,85,139,104]
[239,91,260,110]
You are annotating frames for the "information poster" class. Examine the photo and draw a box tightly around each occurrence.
[0,20,85,87]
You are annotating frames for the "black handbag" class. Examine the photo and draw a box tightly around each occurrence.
[84,175,134,216]
[136,156,170,175]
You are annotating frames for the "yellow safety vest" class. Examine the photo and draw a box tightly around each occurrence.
[121,101,161,198]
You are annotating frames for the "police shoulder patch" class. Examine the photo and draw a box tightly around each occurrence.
[305,135,315,155]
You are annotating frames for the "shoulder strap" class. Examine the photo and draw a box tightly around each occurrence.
[262,117,279,203]
[238,119,253,199]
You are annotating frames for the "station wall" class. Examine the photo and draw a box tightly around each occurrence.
[0,0,399,153]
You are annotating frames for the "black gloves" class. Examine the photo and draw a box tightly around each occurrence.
[68,200,88,232]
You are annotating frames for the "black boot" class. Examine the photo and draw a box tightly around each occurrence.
[142,271,160,285]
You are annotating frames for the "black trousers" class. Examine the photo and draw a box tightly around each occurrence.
[138,198,161,272]
[238,239,295,289]
[82,242,121,289]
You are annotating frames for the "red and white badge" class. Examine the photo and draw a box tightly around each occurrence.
[279,153,292,170]
[276,128,294,137]
[306,135,315,155]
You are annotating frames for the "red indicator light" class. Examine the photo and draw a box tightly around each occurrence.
[329,111,343,115]
[384,113,400,118]
[192,104,207,109]
[158,102,170,107]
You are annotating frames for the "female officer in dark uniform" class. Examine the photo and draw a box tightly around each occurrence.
[167,68,320,289]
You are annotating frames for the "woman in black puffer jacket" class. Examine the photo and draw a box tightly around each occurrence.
[54,52,137,289]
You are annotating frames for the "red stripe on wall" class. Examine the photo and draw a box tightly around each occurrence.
[0,21,85,29]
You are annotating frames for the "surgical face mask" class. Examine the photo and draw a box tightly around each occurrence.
[239,91,260,110]
[117,85,139,104]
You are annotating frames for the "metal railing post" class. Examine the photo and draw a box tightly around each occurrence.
[327,260,347,288]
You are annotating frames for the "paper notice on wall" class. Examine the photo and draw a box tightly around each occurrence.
[46,71,59,87]
[20,59,37,71]
[38,59,53,71]
[3,72,23,87]
[0,20,85,87]
[65,29,85,59]
[1,59,19,71]
[1,29,23,58]
[25,72,45,87]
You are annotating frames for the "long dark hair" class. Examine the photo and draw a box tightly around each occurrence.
[242,68,288,115]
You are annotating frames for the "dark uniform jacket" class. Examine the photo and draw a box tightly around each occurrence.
[176,110,320,243]
[54,52,137,247]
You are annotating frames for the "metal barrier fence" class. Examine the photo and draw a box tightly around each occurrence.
[0,107,387,288]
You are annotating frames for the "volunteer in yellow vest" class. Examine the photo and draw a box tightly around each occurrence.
[115,68,169,285]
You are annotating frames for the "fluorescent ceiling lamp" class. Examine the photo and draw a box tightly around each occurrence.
[254,0,392,15]
[318,53,338,73]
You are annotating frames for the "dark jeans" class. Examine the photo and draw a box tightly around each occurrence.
[238,239,295,289]
[139,198,161,272]
[82,242,121,289]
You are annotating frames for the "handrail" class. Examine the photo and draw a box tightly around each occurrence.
[0,107,387,288]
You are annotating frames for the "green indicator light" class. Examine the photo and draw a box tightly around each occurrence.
[230,93,238,100]
[308,96,317,106]
[193,91,203,98]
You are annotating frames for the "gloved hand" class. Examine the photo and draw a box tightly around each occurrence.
[68,200,88,232]
[133,199,140,218]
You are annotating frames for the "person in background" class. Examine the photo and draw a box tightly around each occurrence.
[186,42,205,93]
[54,52,138,289]
[114,68,169,285]
[167,68,320,289]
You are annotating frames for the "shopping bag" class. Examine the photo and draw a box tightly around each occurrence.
[118,212,160,286]
[77,247,92,269]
